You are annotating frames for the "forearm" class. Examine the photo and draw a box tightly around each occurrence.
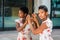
[29,22,42,35]
[29,22,48,35]
[16,22,27,32]
[33,22,37,29]
[34,19,40,28]
[28,22,36,34]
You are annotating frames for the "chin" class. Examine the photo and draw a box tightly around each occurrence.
[40,18,43,20]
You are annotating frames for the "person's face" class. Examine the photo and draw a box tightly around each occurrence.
[18,10,26,18]
[38,9,48,20]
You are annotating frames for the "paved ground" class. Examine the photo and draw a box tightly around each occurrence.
[0,29,60,40]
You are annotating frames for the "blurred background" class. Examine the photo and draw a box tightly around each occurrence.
[0,0,60,40]
[0,0,34,30]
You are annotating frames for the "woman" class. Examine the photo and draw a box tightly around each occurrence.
[27,5,53,40]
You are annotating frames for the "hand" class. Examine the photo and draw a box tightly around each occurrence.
[25,17,28,24]
[23,16,28,24]
[25,20,28,24]
[27,15,31,23]
[32,13,37,18]
[32,14,37,22]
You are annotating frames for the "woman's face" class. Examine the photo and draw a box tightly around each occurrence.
[38,9,47,20]
[18,10,25,18]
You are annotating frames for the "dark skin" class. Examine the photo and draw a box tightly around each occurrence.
[31,17,38,29]
[27,9,48,35]
[32,14,40,28]
[16,10,37,32]
[16,16,37,32]
[16,10,28,32]
[16,19,28,32]
[16,10,41,32]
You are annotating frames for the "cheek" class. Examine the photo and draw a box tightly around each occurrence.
[18,14,23,17]
[20,15,22,17]
[42,15,46,18]
[38,13,43,17]
[41,14,44,17]
[38,13,45,19]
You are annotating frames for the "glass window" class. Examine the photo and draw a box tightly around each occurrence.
[0,0,34,30]
[0,0,3,30]
[4,0,26,28]
[51,0,60,27]
[4,7,19,27]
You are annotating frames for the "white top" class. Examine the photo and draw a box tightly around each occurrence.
[15,18,32,40]
[39,18,53,40]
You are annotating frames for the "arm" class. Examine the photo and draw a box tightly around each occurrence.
[34,18,40,28]
[16,20,27,32]
[32,14,40,27]
[30,17,37,29]
[29,22,48,35]
[32,21,37,29]
[27,15,48,35]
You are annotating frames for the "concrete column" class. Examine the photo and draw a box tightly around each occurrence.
[27,0,33,14]
[34,0,51,14]
[41,0,51,14]
[34,0,42,13]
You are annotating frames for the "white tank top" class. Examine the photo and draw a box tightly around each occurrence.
[15,18,32,40]
[39,18,53,40]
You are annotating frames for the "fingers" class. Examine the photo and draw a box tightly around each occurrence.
[32,14,37,18]
[26,14,36,23]
[26,15,31,21]
[26,15,30,18]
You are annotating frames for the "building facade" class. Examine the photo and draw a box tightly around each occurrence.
[0,0,60,31]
